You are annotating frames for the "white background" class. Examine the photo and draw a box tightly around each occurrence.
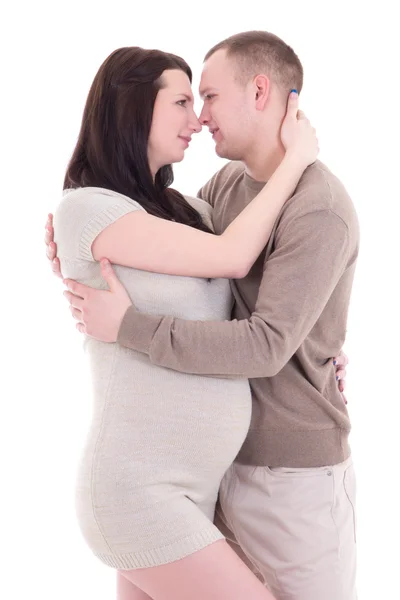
[3,1,399,598]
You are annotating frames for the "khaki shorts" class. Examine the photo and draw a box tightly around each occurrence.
[215,456,357,600]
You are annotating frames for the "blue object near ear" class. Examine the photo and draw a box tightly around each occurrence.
[290,89,298,94]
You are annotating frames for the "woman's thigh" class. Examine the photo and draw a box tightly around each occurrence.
[117,571,153,600]
[121,539,276,600]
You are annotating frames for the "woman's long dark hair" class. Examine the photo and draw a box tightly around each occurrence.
[64,47,213,233]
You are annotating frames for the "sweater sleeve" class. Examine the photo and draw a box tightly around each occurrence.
[53,189,144,262]
[117,209,350,378]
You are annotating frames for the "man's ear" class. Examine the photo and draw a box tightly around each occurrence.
[253,75,270,110]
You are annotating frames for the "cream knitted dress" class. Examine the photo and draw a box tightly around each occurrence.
[54,187,251,569]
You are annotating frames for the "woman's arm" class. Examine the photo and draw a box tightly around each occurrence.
[92,155,308,279]
[91,93,318,279]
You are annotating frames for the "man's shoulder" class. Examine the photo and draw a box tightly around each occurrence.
[216,160,246,178]
[208,160,246,184]
[286,160,358,227]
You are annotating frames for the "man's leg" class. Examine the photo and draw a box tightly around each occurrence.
[218,457,357,600]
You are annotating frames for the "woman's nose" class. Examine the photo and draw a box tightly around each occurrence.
[190,118,202,133]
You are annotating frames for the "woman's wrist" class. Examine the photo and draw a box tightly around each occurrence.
[281,149,309,172]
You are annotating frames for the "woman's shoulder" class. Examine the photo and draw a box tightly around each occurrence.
[62,186,146,210]
[54,187,146,260]
[55,186,146,228]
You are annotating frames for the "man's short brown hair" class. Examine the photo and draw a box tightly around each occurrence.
[205,30,303,93]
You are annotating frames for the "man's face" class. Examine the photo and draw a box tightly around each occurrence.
[199,50,256,161]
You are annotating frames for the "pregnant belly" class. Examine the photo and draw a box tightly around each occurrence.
[81,370,250,492]
[82,347,251,489]
[102,377,249,460]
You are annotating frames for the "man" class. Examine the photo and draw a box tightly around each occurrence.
[46,31,358,599]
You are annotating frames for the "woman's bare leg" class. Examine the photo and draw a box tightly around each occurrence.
[117,571,153,600]
[121,540,276,600]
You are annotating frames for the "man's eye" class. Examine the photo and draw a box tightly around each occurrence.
[205,94,215,100]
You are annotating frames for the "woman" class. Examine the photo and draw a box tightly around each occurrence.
[52,46,319,600]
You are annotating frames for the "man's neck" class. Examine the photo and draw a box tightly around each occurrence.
[243,139,285,183]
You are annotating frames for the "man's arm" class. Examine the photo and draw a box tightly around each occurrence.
[117,209,351,378]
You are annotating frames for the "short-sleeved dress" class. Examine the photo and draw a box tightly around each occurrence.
[53,187,252,569]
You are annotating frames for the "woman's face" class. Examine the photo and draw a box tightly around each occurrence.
[148,69,201,175]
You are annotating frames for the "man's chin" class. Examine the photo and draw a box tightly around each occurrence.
[215,145,236,161]
[214,142,229,159]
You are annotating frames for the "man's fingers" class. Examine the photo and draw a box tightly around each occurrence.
[45,215,63,279]
[69,305,83,322]
[63,290,85,308]
[336,368,347,381]
[333,352,348,368]
[45,214,53,229]
[46,242,57,261]
[45,214,55,244]
[51,258,63,278]
[76,322,86,334]
[100,258,120,291]
[63,279,87,299]
[336,368,346,381]
[44,225,54,246]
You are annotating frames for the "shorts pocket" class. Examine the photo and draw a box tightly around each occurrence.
[265,465,332,478]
